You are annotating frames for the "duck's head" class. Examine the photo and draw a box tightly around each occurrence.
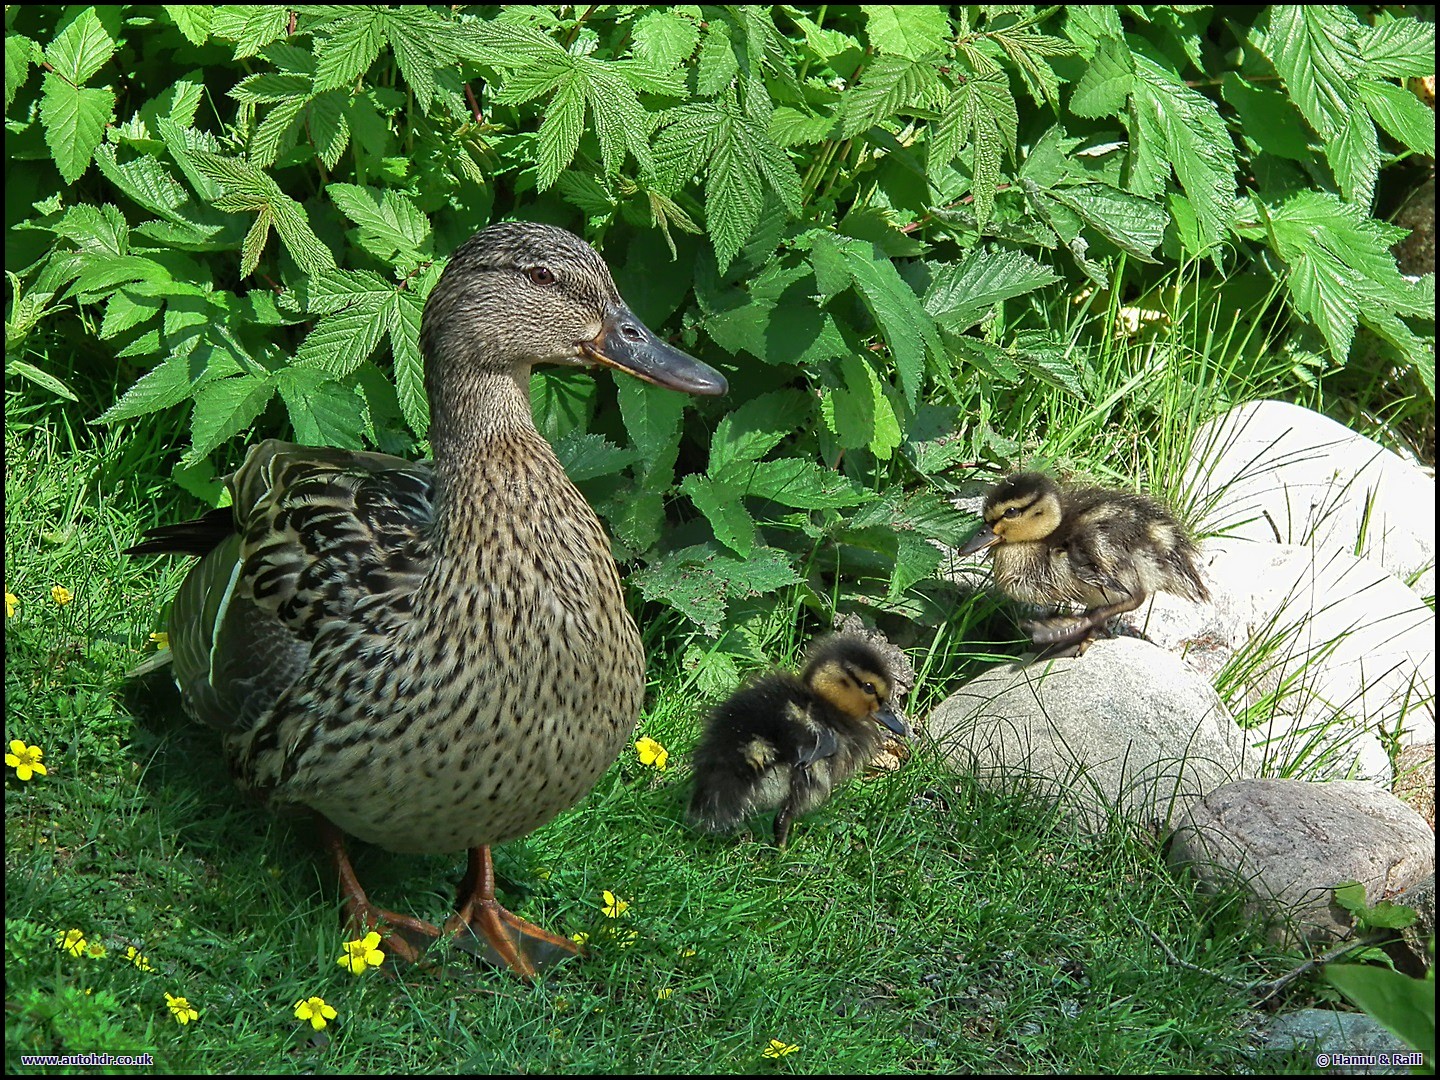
[802,637,909,737]
[957,472,1063,556]
[421,221,727,397]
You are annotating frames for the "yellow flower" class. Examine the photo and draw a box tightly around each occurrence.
[51,585,73,606]
[165,992,199,1025]
[570,932,589,947]
[294,995,338,1031]
[634,736,669,770]
[6,741,47,781]
[85,940,108,960]
[55,929,87,957]
[5,591,17,617]
[656,987,674,1001]
[762,1039,799,1059]
[148,631,169,650]
[677,946,697,958]
[601,890,628,918]
[125,946,155,972]
[337,931,385,974]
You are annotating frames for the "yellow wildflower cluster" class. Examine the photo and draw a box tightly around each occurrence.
[294,995,338,1031]
[634,736,669,770]
[337,931,385,974]
[6,741,47,781]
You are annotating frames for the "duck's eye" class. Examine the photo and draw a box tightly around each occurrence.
[1003,506,1023,519]
[527,266,556,286]
[862,681,876,696]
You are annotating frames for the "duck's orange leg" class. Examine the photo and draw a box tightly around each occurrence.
[442,846,582,980]
[319,816,442,966]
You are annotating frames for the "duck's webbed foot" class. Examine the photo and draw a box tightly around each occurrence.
[443,846,581,980]
[320,815,443,967]
[1022,614,1100,658]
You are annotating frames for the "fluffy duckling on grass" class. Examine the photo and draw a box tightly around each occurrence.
[687,636,910,849]
[958,472,1210,657]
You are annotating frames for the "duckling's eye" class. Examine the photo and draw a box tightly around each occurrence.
[527,266,556,286]
[862,681,876,696]
[1003,506,1023,519]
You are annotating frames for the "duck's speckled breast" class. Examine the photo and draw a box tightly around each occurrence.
[238,432,645,855]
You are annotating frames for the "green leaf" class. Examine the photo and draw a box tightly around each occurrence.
[1047,183,1167,262]
[705,114,765,272]
[328,183,431,264]
[821,353,902,460]
[1069,36,1133,119]
[6,358,77,401]
[1325,964,1435,1060]
[97,355,201,424]
[1257,6,1362,141]
[1357,17,1435,79]
[889,533,944,602]
[553,431,638,482]
[307,89,351,171]
[186,373,276,464]
[390,281,430,436]
[840,55,944,139]
[277,367,369,449]
[210,5,288,60]
[44,8,116,85]
[680,474,758,557]
[314,9,386,93]
[631,10,700,70]
[6,34,39,111]
[535,71,586,191]
[836,237,944,408]
[923,247,1061,331]
[40,76,115,184]
[1331,107,1379,208]
[862,6,949,60]
[632,543,801,634]
[696,23,739,97]
[729,458,872,510]
[1220,73,1313,162]
[931,71,1015,226]
[617,375,686,462]
[709,390,812,472]
[769,106,836,147]
[163,5,212,46]
[1356,79,1436,158]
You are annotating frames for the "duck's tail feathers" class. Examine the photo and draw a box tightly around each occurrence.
[124,508,235,557]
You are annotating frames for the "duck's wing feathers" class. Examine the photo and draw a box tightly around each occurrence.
[134,439,435,732]
[794,724,839,769]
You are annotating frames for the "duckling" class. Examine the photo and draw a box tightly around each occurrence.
[957,472,1210,656]
[126,221,728,978]
[687,636,910,849]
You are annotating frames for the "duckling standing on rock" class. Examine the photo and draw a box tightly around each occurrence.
[126,222,727,979]
[957,472,1210,657]
[688,637,910,849]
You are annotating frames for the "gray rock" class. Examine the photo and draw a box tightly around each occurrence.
[1121,538,1435,751]
[1184,399,1436,597]
[926,636,1248,832]
[1168,779,1436,945]
[1392,743,1435,832]
[1264,1009,1422,1073]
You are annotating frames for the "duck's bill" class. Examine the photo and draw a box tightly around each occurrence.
[957,523,1001,557]
[581,305,728,396]
[874,702,911,738]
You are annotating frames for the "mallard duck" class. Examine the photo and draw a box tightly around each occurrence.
[126,221,727,978]
[957,472,1210,656]
[687,636,909,849]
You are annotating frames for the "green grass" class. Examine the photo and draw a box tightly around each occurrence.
[3,408,1289,1075]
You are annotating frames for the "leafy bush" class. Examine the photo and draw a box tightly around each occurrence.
[5,4,1434,654]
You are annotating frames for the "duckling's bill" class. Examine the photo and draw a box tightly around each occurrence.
[957,522,1001,557]
[580,304,728,396]
[875,701,910,738]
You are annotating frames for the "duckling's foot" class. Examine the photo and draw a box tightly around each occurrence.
[1022,616,1096,658]
[442,846,581,980]
[320,816,443,967]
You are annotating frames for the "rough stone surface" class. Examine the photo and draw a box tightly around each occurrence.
[1168,779,1436,945]
[1119,538,1435,751]
[1263,1009,1421,1073]
[926,636,1248,832]
[1392,743,1435,832]
[1389,872,1434,974]
[1184,400,1436,597]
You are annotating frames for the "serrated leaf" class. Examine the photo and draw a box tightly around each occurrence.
[1220,73,1313,162]
[390,283,428,436]
[186,374,276,463]
[840,55,944,139]
[164,5,212,46]
[100,289,164,339]
[535,71,586,191]
[706,117,764,272]
[696,24,739,96]
[1258,6,1363,141]
[862,5,949,60]
[96,355,198,423]
[681,474,757,556]
[923,247,1061,331]
[1331,107,1379,208]
[239,204,272,277]
[1356,79,1436,158]
[314,9,386,93]
[889,532,944,601]
[1325,964,1435,1061]
[1069,36,1133,118]
[731,458,872,510]
[769,106,836,147]
[1047,183,1166,262]
[553,431,638,481]
[45,8,116,85]
[838,237,943,407]
[277,367,369,449]
[6,33,39,111]
[307,89,351,170]
[709,390,812,471]
[40,76,115,184]
[617,376,685,461]
[1358,18,1436,79]
[328,183,431,264]
[384,6,453,110]
[211,5,288,60]
[631,10,700,70]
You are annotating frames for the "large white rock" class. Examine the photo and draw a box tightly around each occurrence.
[1120,538,1435,752]
[1168,779,1436,945]
[1184,400,1436,598]
[926,636,1249,832]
